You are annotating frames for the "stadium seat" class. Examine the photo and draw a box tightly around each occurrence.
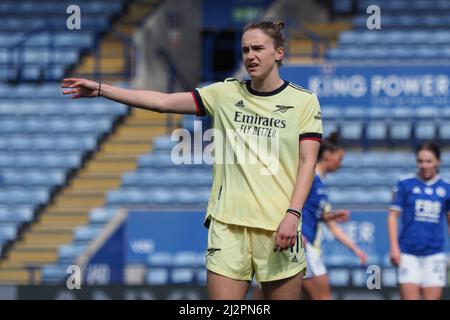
[73,226,102,244]
[340,121,364,145]
[381,268,397,287]
[146,268,169,285]
[147,252,173,267]
[328,268,350,286]
[88,208,117,225]
[58,244,86,264]
[415,120,437,142]
[40,264,68,284]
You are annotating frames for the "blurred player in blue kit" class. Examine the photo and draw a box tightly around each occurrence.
[388,141,450,300]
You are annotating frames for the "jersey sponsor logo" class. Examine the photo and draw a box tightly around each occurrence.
[436,187,446,198]
[273,105,294,113]
[206,248,221,257]
[235,100,245,108]
[234,111,287,128]
[412,187,421,194]
[414,199,441,223]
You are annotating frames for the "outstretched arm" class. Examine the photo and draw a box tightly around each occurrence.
[322,210,350,223]
[326,220,367,265]
[61,78,198,115]
[274,140,320,252]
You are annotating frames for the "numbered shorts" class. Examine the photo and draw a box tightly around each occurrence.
[304,241,327,278]
[206,218,306,282]
[398,252,447,287]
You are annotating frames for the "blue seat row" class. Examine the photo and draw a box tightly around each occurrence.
[0,17,109,32]
[0,118,112,135]
[0,152,82,169]
[353,15,450,29]
[106,188,211,206]
[0,1,123,15]
[357,0,450,12]
[121,170,212,188]
[0,170,66,188]
[326,46,450,60]
[0,188,50,206]
[0,99,128,115]
[0,136,97,152]
[339,30,450,46]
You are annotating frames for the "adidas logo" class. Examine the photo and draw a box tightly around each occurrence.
[235,100,245,108]
[290,255,298,263]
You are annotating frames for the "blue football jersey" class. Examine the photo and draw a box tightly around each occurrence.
[302,174,331,243]
[390,174,450,256]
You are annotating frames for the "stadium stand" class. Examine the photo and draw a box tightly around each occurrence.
[0,0,168,284]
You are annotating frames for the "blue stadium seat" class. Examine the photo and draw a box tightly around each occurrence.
[339,31,361,46]
[328,190,355,206]
[415,120,437,142]
[415,106,439,120]
[343,106,366,120]
[0,206,33,223]
[58,244,85,264]
[381,268,397,287]
[88,207,117,225]
[321,105,342,120]
[328,268,350,286]
[147,252,172,267]
[40,264,68,284]
[409,31,431,45]
[432,31,450,45]
[148,189,173,205]
[340,120,364,144]
[73,226,102,244]
[171,268,196,284]
[366,121,388,145]
[438,122,450,143]
[389,121,413,145]
[152,135,177,151]
[0,224,17,243]
[383,31,405,46]
[146,268,170,285]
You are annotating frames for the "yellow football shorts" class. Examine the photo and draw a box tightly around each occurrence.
[205,218,306,282]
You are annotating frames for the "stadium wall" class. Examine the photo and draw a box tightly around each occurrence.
[133,0,201,91]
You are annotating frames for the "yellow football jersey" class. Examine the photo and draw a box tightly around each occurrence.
[192,79,322,231]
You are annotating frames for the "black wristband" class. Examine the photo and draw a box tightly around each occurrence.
[286,208,301,218]
[97,82,102,97]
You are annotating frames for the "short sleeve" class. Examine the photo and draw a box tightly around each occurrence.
[191,82,224,117]
[446,185,450,214]
[299,93,323,142]
[390,180,405,212]
[319,199,332,219]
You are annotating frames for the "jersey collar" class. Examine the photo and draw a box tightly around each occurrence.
[416,173,441,186]
[245,80,289,96]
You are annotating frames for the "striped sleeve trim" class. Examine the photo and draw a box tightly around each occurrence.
[299,132,322,142]
[191,90,206,117]
[389,205,402,212]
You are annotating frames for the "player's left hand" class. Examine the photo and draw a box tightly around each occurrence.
[274,213,299,252]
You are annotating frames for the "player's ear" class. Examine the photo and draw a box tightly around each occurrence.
[275,47,284,62]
